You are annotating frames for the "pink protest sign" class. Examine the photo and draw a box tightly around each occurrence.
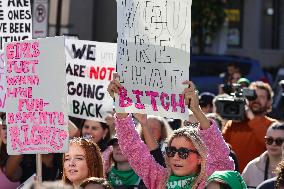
[5,36,69,155]
[116,0,191,119]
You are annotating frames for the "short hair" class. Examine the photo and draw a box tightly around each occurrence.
[80,177,113,189]
[62,138,104,185]
[250,81,274,100]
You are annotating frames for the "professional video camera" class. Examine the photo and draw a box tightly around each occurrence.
[215,84,257,121]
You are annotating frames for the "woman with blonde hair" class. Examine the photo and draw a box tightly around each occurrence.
[62,137,104,188]
[107,76,234,189]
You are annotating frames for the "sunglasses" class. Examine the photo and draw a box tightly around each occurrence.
[165,146,199,159]
[265,136,284,146]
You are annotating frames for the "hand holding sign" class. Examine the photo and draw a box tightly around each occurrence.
[182,80,210,130]
[107,73,122,100]
[182,81,200,112]
[107,74,128,119]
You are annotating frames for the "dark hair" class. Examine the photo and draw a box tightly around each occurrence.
[80,177,113,189]
[0,114,7,170]
[0,143,8,170]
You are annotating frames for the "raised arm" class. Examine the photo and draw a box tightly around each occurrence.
[182,80,234,175]
[107,74,167,189]
[182,81,210,130]
[133,113,159,151]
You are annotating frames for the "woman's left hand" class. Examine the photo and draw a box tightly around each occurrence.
[182,80,200,113]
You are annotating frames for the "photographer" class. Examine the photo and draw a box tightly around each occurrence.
[222,81,276,172]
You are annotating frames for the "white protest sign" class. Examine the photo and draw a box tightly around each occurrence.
[116,0,192,120]
[5,36,69,155]
[65,39,116,122]
[0,0,33,50]
[0,50,5,111]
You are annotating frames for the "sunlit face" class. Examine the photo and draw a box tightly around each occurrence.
[82,120,107,143]
[84,183,105,189]
[169,136,201,176]
[249,88,271,115]
[112,142,128,163]
[64,144,89,186]
[148,118,162,142]
[0,123,7,144]
[266,129,284,157]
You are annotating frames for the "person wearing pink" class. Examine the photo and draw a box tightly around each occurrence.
[107,76,234,189]
[0,116,20,189]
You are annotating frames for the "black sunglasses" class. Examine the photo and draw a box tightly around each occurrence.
[265,136,284,146]
[165,146,199,159]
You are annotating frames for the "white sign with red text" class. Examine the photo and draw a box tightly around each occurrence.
[65,39,116,122]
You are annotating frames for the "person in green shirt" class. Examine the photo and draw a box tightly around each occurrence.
[206,171,247,189]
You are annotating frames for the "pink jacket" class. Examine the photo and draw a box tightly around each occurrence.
[115,114,234,189]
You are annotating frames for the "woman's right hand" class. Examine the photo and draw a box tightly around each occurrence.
[107,73,128,118]
[107,73,122,99]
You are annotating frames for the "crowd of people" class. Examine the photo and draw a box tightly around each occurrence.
[0,64,284,189]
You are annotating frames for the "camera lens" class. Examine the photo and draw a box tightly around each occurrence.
[224,102,240,114]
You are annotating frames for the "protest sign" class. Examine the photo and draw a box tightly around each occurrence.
[5,36,69,155]
[65,39,116,122]
[0,0,32,50]
[0,51,5,111]
[116,0,192,119]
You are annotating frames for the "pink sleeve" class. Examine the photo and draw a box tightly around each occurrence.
[102,146,113,174]
[198,120,235,177]
[115,114,167,189]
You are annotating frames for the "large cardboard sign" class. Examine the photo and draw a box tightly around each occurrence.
[0,0,33,50]
[116,0,192,119]
[5,36,69,155]
[65,39,116,122]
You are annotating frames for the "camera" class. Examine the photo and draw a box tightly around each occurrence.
[215,84,257,121]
